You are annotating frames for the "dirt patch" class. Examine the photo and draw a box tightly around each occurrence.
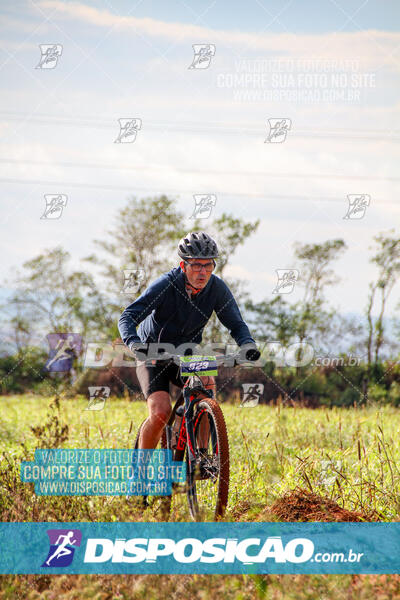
[267,487,380,522]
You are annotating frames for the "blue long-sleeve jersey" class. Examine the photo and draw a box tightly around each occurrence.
[118,266,255,350]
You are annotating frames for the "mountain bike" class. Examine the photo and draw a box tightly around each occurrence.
[133,352,241,521]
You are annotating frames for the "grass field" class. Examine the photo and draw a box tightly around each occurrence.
[1,394,400,598]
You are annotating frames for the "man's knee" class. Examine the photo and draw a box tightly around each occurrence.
[147,392,171,427]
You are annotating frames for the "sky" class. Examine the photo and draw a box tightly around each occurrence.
[0,0,399,329]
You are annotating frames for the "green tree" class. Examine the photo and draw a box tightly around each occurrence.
[366,230,400,372]
[244,238,348,379]
[84,195,189,341]
[84,195,187,297]
[293,239,347,351]
[245,295,297,347]
[3,247,111,348]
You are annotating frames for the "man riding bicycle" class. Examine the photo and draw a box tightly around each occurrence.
[118,231,260,452]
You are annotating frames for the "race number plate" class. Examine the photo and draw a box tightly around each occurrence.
[179,355,218,377]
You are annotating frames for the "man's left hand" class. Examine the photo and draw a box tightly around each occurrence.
[244,346,261,361]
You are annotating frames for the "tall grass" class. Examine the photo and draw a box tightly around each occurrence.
[1,395,400,598]
[1,395,399,522]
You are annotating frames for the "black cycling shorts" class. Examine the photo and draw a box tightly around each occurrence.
[136,359,186,400]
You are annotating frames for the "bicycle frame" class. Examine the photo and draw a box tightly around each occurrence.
[165,374,213,480]
[158,351,242,498]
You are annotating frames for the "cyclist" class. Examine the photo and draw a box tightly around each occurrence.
[118,231,260,451]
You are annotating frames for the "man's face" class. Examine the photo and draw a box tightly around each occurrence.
[180,258,215,290]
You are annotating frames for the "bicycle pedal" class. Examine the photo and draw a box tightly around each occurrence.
[194,461,217,481]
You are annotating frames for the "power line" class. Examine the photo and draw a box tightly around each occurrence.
[0,112,399,141]
[0,177,392,203]
[0,157,398,182]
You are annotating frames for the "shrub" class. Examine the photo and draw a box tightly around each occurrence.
[337,387,362,407]
[388,381,400,407]
[367,383,388,404]
[0,347,48,394]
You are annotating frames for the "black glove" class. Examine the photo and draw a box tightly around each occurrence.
[130,342,148,362]
[244,346,261,362]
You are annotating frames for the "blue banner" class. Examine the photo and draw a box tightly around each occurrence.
[20,449,186,496]
[0,523,399,574]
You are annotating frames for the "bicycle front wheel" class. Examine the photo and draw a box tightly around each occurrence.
[186,397,230,521]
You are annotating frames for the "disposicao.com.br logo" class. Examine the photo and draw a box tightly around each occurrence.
[37,528,366,573]
[0,522,387,574]
[82,536,362,565]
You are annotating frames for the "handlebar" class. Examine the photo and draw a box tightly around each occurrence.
[164,351,239,363]
[136,350,255,368]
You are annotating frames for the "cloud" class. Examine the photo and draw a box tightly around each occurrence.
[1,1,398,317]
[37,1,400,68]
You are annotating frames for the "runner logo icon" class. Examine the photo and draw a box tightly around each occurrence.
[42,529,82,567]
